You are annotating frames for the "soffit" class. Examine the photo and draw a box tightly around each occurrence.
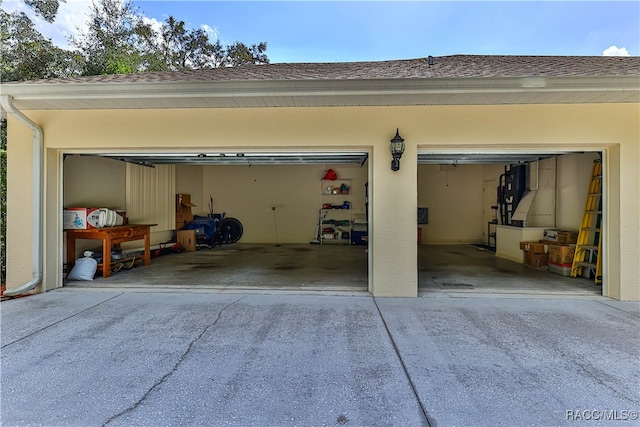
[2,75,639,110]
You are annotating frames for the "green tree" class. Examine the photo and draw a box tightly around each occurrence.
[224,41,269,67]
[71,0,269,75]
[70,0,145,75]
[0,8,82,81]
[144,16,226,70]
[22,0,62,23]
[138,17,268,70]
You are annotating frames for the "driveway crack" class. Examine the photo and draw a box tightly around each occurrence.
[372,297,434,427]
[102,296,245,426]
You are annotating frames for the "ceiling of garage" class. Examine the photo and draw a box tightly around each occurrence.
[417,152,578,164]
[91,151,584,167]
[93,151,370,167]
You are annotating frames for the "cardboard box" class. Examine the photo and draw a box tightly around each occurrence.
[556,230,578,244]
[524,251,549,268]
[543,229,559,242]
[543,229,578,244]
[176,194,196,229]
[63,208,101,229]
[175,211,193,229]
[520,241,549,267]
[177,230,196,252]
[519,241,549,254]
[548,244,576,265]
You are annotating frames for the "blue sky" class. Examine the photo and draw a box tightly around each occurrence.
[3,1,639,62]
[133,1,639,62]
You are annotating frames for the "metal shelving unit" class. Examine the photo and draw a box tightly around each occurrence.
[320,179,352,245]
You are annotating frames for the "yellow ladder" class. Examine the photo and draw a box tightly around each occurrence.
[571,159,602,284]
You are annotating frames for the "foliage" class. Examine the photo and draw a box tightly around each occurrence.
[225,41,269,67]
[22,0,61,23]
[70,0,144,75]
[71,0,269,75]
[0,8,83,82]
[137,16,224,70]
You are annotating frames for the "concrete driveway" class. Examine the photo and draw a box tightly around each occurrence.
[1,290,639,427]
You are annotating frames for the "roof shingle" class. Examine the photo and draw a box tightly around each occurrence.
[12,55,640,85]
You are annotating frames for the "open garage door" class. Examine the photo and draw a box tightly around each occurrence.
[62,150,370,293]
[416,150,604,296]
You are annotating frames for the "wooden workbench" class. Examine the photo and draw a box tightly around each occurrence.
[66,224,155,278]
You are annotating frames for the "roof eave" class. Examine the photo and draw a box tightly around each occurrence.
[1,75,638,110]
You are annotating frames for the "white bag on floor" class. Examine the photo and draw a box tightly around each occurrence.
[67,251,98,281]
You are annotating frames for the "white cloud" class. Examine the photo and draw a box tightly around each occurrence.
[1,0,93,49]
[141,15,164,46]
[602,45,630,56]
[201,24,219,42]
[142,15,163,34]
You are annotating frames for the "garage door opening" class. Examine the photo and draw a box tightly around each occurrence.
[62,150,370,293]
[417,150,604,296]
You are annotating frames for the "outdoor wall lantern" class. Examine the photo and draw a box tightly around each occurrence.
[390,128,405,171]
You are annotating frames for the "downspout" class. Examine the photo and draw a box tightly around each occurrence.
[0,95,43,296]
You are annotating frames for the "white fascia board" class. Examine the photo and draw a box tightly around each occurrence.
[1,75,638,110]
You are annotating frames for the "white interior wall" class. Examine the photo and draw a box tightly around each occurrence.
[483,164,504,181]
[190,164,368,243]
[63,155,126,209]
[63,156,126,256]
[556,152,601,229]
[176,165,204,214]
[417,164,487,244]
[417,156,598,243]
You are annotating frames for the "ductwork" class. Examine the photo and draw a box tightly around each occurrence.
[512,159,557,227]
[0,95,43,297]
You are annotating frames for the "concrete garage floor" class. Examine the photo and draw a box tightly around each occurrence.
[419,244,602,296]
[66,243,601,297]
[66,243,369,292]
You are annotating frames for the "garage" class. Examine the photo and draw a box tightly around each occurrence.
[61,148,604,297]
[416,150,604,296]
[2,55,638,299]
[62,151,371,292]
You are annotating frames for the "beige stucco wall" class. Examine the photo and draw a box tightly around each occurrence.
[5,103,639,299]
